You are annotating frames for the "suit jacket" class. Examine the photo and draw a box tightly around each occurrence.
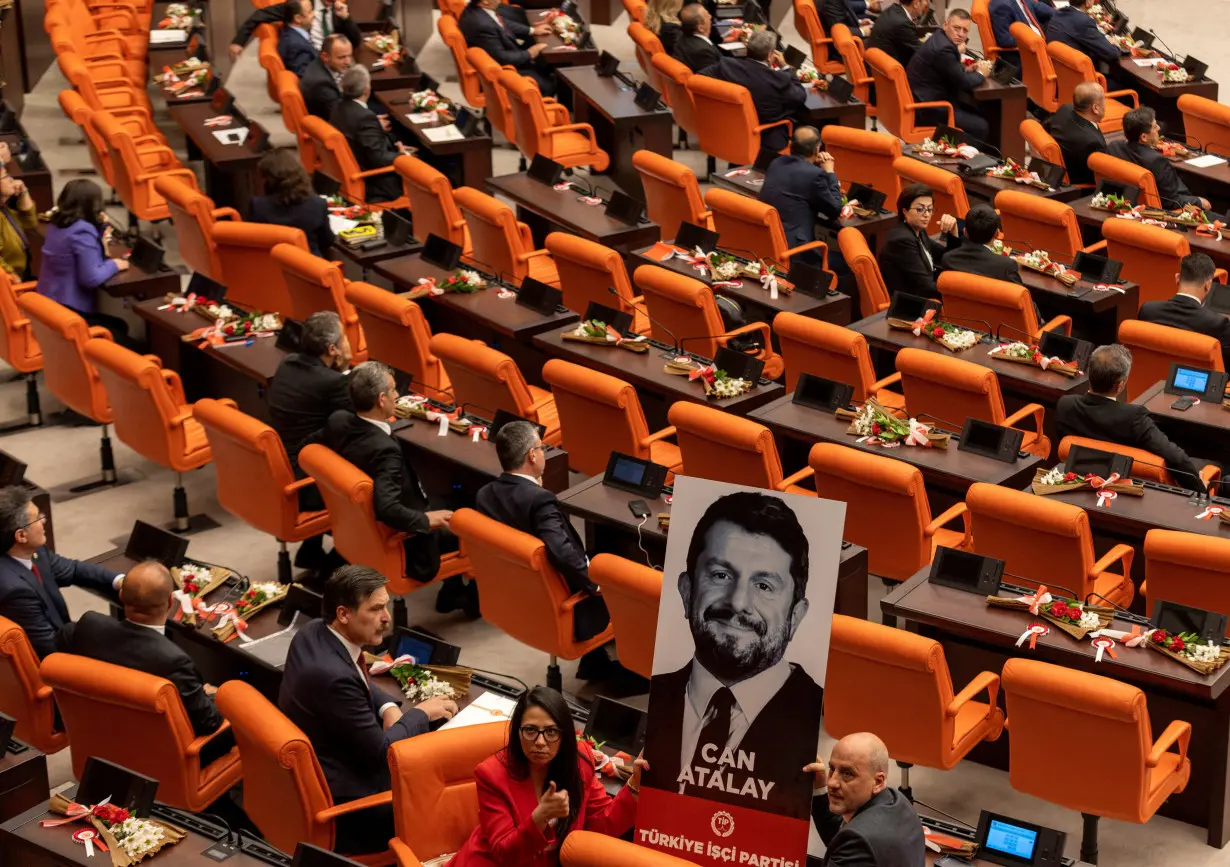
[329,98,403,204]
[906,28,983,106]
[1106,139,1202,208]
[697,56,808,153]
[449,748,638,867]
[642,661,823,820]
[820,0,860,33]
[278,25,317,77]
[940,240,1023,284]
[1139,293,1230,372]
[813,787,926,867]
[989,0,1053,49]
[1045,6,1120,65]
[672,32,721,74]
[656,20,682,55]
[300,57,343,121]
[877,221,960,300]
[0,549,119,658]
[866,3,921,68]
[760,155,842,252]
[232,0,361,51]
[1043,103,1106,186]
[1055,393,1206,492]
[267,353,352,475]
[250,194,336,258]
[458,3,533,69]
[280,619,428,801]
[55,612,224,738]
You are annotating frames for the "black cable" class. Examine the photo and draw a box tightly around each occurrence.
[464,666,530,694]
[911,797,976,832]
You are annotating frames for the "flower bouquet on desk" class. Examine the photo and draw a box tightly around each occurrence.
[988,341,1081,377]
[1156,140,1191,159]
[43,793,186,866]
[402,269,488,300]
[170,562,235,625]
[1012,250,1079,286]
[1030,465,1144,497]
[327,194,377,224]
[723,22,762,44]
[154,58,207,83]
[394,395,479,436]
[368,653,471,701]
[578,733,635,780]
[988,158,1053,190]
[1159,63,1191,83]
[408,88,454,117]
[835,398,951,448]
[542,8,582,44]
[212,582,289,642]
[1090,191,1135,214]
[1140,203,1213,228]
[886,308,982,352]
[663,357,752,399]
[1145,629,1230,674]
[916,136,979,160]
[158,3,201,30]
[986,585,1114,641]
[562,319,650,352]
[162,291,234,324]
[988,239,1014,257]
[365,31,401,54]
[184,310,283,345]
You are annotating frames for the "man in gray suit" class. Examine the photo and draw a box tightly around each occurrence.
[807,732,926,866]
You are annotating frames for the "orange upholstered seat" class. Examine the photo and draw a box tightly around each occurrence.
[394,155,471,255]
[937,271,1072,341]
[1019,119,1071,182]
[994,190,1091,258]
[439,15,484,108]
[1177,94,1230,158]
[561,832,699,866]
[0,616,67,754]
[1118,319,1225,401]
[773,312,903,406]
[273,243,370,364]
[838,226,891,317]
[1088,152,1161,208]
[588,554,661,679]
[453,186,560,287]
[865,47,953,143]
[89,109,199,222]
[704,187,834,274]
[1047,42,1137,133]
[213,223,310,316]
[822,127,901,201]
[668,401,812,493]
[1144,530,1230,635]
[829,24,875,114]
[1057,436,1220,495]
[892,156,970,220]
[652,54,700,146]
[345,281,451,396]
[155,176,240,282]
[1011,23,1058,113]
[545,233,648,336]
[687,75,792,167]
[1101,221,1191,306]
[300,115,410,211]
[500,69,610,171]
[792,0,844,74]
[632,150,713,241]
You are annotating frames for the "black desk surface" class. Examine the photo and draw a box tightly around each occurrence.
[556,65,673,125]
[166,101,265,169]
[900,145,1087,204]
[393,416,571,492]
[1134,379,1230,435]
[1070,194,1230,269]
[134,298,284,387]
[485,173,660,251]
[373,89,492,157]
[1115,55,1218,99]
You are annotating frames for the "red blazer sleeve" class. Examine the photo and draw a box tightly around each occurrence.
[474,760,551,865]
[577,744,639,838]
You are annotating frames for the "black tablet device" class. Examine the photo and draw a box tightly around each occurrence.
[782,44,809,70]
[933,122,969,146]
[1036,330,1092,370]
[845,182,886,213]
[826,75,854,104]
[633,82,662,110]
[1151,600,1228,646]
[713,346,764,384]
[674,220,719,252]
[293,843,366,867]
[1131,27,1154,48]
[276,317,304,353]
[596,50,620,77]
[124,520,188,569]
[79,758,159,817]
[584,695,648,755]
[1071,250,1123,284]
[957,418,1024,463]
[974,810,1066,867]
[453,106,481,137]
[605,189,644,226]
[582,301,633,335]
[527,154,565,186]
[1025,156,1066,188]
[392,626,462,666]
[277,581,323,626]
[603,451,668,497]
[186,271,227,303]
[0,450,26,486]
[489,409,547,440]
[1183,55,1209,81]
[791,373,853,413]
[1063,444,1134,482]
[928,547,1004,595]
[1094,179,1139,205]
[381,210,413,247]
[787,259,833,295]
[989,56,1016,85]
[422,233,463,271]
[16,142,43,172]
[886,291,941,321]
[752,146,781,174]
[1164,362,1229,400]
[246,123,272,153]
[1207,281,1230,313]
[516,276,564,315]
[0,712,15,752]
[129,236,167,272]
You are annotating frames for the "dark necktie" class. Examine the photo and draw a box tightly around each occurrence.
[1017,0,1041,33]
[30,561,42,585]
[687,687,735,791]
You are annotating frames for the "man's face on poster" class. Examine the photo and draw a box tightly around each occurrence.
[679,521,809,684]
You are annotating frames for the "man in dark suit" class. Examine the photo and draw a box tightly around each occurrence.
[906,8,992,142]
[940,203,1023,284]
[807,733,926,866]
[330,66,411,204]
[0,487,122,658]
[280,566,458,854]
[673,4,721,74]
[877,183,960,300]
[866,0,927,68]
[1107,107,1211,210]
[1056,345,1210,493]
[458,0,556,96]
[1045,0,1122,67]
[759,126,842,267]
[55,561,235,767]
[1140,253,1230,371]
[229,0,361,63]
[642,490,823,820]
[1043,82,1107,186]
[820,0,870,36]
[699,30,809,154]
[989,0,1052,67]
[299,35,354,120]
[277,0,319,77]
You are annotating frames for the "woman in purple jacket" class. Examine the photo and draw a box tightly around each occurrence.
[38,180,133,344]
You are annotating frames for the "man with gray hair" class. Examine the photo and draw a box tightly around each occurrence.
[1056,344,1211,493]
[698,28,808,153]
[329,65,411,203]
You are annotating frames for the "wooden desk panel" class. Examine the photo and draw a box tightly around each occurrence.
[901,145,1086,204]
[0,748,47,825]
[1114,57,1217,141]
[166,102,264,215]
[1134,379,1230,458]
[1070,195,1230,273]
[971,78,1028,162]
[373,89,492,190]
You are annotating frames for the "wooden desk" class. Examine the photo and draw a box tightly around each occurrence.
[0,747,47,825]
[558,475,871,619]
[971,78,1028,162]
[1070,194,1230,273]
[883,568,1230,847]
[804,88,867,130]
[1133,379,1230,459]
[373,90,492,190]
[166,102,263,216]
[1115,57,1218,142]
[1168,151,1230,214]
[536,20,599,68]
[1017,267,1140,347]
[27,231,181,301]
[485,173,659,254]
[357,43,422,92]
[332,236,425,282]
[901,145,1086,205]
[555,66,674,198]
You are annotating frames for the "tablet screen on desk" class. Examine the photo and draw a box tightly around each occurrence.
[984,819,1037,863]
[1172,365,1210,395]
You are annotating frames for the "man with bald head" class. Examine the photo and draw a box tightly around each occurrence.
[805,733,926,866]
[759,126,842,268]
[1043,81,1108,186]
[56,560,234,763]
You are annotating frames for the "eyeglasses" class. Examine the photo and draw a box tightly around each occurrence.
[910,205,936,215]
[519,725,563,744]
[22,512,46,529]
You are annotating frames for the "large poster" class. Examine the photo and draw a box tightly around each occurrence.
[636,477,845,867]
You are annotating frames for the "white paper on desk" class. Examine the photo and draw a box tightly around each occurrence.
[406,111,438,124]
[442,690,518,729]
[718,42,743,51]
[1186,154,1228,169]
[329,214,359,234]
[1133,57,1165,67]
[211,127,249,146]
[421,125,465,143]
[150,29,189,44]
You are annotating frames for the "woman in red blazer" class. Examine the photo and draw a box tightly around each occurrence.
[449,686,646,867]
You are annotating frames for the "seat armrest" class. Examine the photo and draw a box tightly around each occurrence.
[1200,465,1220,496]
[355,166,397,179]
[285,476,318,495]
[924,502,970,546]
[778,466,814,491]
[316,790,395,822]
[517,248,554,264]
[1037,314,1072,337]
[1089,543,1135,594]
[870,371,902,392]
[909,100,955,125]
[1002,402,1045,435]
[781,239,827,269]
[560,589,593,614]
[547,122,597,137]
[14,281,38,294]
[87,326,114,341]
[1215,268,1228,285]
[1105,88,1140,108]
[526,393,555,414]
[1079,240,1107,254]
[211,207,241,221]
[185,720,232,757]
[1146,719,1192,768]
[945,670,1000,718]
[390,838,425,867]
[753,118,793,139]
[640,425,676,447]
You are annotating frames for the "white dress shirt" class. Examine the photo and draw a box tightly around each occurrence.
[361,416,392,435]
[327,625,399,716]
[511,472,541,486]
[1016,0,1041,35]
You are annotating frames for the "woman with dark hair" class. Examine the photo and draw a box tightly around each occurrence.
[874,182,960,302]
[448,686,645,867]
[249,148,335,256]
[38,179,132,342]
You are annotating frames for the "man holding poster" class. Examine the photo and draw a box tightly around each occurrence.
[638,480,844,867]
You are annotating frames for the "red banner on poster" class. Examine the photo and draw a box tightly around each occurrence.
[636,787,810,867]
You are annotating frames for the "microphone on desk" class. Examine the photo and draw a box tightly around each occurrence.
[404,378,458,408]
[993,321,1037,344]
[935,314,996,341]
[607,285,685,357]
[1083,590,1150,623]
[1148,28,1183,65]
[998,238,1035,253]
[459,402,499,424]
[913,412,964,434]
[454,253,501,281]
[1118,453,1218,498]
[1000,571,1084,607]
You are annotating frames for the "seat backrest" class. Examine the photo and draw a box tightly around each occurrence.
[652,53,698,138]
[632,150,710,241]
[1056,435,1175,486]
[686,75,762,166]
[773,312,878,397]
[1145,530,1230,636]
[86,109,150,217]
[0,616,65,754]
[633,263,726,359]
[821,127,902,202]
[1088,152,1162,208]
[543,233,638,328]
[156,176,224,281]
[40,653,202,810]
[1020,119,1067,178]
[829,24,872,105]
[541,359,652,476]
[824,613,955,765]
[1118,318,1224,402]
[937,271,1039,339]
[628,21,666,84]
[500,69,555,161]
[258,35,287,103]
[667,401,785,489]
[0,271,40,375]
[1001,657,1153,815]
[215,680,335,853]
[58,89,112,183]
[966,482,1097,598]
[561,831,701,866]
[587,554,661,679]
[298,444,409,590]
[429,332,535,420]
[439,15,484,108]
[17,292,110,423]
[437,0,466,17]
[394,155,469,251]
[864,47,919,141]
[793,0,841,71]
[994,189,1083,258]
[809,445,935,581]
[1101,216,1186,306]
[273,243,367,361]
[1177,94,1230,158]
[213,223,309,315]
[704,187,792,267]
[1046,41,1099,109]
[1011,23,1058,111]
[623,0,647,22]
[345,281,450,394]
[300,116,366,205]
[276,71,319,172]
[838,227,889,317]
[468,47,516,142]
[892,156,970,220]
[388,723,509,860]
[896,347,1007,429]
[970,0,997,57]
[453,186,537,283]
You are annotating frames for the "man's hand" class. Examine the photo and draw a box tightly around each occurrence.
[528,42,547,57]
[396,142,417,155]
[629,753,649,791]
[771,49,787,68]
[803,757,827,793]
[426,509,454,529]
[859,17,872,27]
[334,0,350,18]
[531,781,571,829]
[976,59,994,76]
[818,150,836,173]
[112,257,131,272]
[532,20,552,34]
[938,213,958,235]
[415,695,458,721]
[381,704,404,728]
[203,683,218,696]
[229,43,244,62]
[1200,197,1213,210]
[378,114,392,132]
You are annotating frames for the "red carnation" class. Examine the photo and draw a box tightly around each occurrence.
[1152,630,1167,644]
[93,804,130,825]
[185,582,199,593]
[246,590,257,599]
[1049,602,1067,619]
[1171,637,1185,652]
[933,327,946,337]
[1063,472,1077,482]
[224,325,235,335]
[871,422,882,435]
